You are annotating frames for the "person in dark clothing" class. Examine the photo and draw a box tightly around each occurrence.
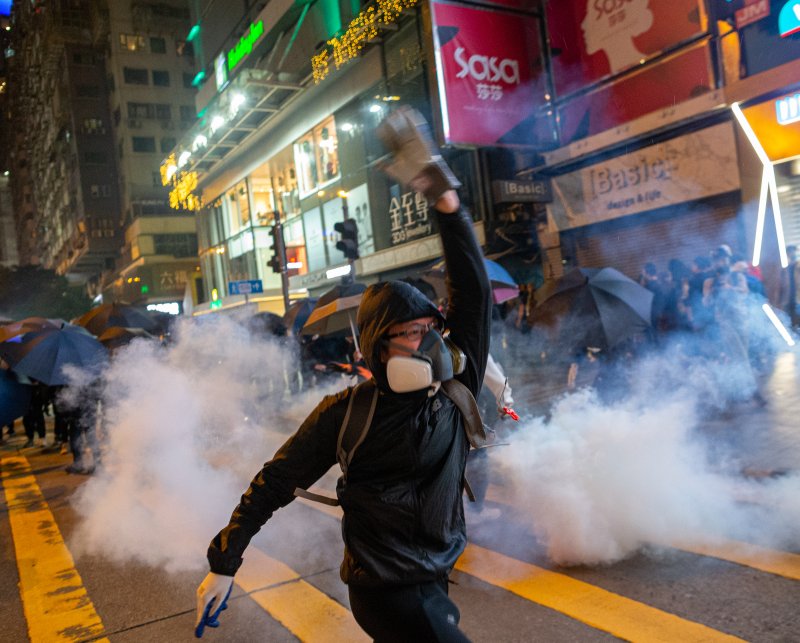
[196,108,491,642]
[22,381,48,447]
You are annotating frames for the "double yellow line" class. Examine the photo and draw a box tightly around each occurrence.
[2,462,796,643]
[1,456,108,642]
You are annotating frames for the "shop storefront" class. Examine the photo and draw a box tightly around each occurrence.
[547,122,744,275]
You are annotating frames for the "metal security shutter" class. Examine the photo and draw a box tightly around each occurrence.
[569,194,741,280]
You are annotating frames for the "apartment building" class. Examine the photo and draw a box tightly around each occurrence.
[6,0,200,309]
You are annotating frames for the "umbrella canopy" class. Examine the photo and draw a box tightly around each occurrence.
[97,326,157,350]
[0,325,108,385]
[75,302,162,336]
[422,258,519,305]
[0,317,65,343]
[0,368,32,426]
[531,267,653,351]
[283,298,318,335]
[247,312,287,337]
[302,282,366,337]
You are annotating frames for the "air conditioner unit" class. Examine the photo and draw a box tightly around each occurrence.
[127,118,142,129]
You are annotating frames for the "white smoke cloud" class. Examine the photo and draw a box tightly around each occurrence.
[71,314,345,572]
[493,348,800,566]
[69,309,799,574]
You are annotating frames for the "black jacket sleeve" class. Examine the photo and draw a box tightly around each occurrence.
[207,391,345,575]
[437,207,492,398]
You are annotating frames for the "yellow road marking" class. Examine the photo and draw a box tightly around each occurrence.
[457,543,744,643]
[486,483,800,581]
[1,457,108,643]
[238,546,368,642]
[297,492,744,641]
[671,540,800,581]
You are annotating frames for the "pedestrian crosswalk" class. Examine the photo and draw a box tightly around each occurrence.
[1,457,798,642]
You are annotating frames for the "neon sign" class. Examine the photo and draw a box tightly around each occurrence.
[779,0,800,37]
[227,20,264,72]
[776,93,800,125]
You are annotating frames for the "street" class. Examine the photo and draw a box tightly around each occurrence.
[1,326,799,643]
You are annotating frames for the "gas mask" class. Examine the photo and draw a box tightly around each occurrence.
[385,329,466,393]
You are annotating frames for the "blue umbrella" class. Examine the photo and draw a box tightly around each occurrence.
[0,369,32,426]
[0,325,108,386]
[283,298,318,335]
[423,258,519,304]
[484,258,515,286]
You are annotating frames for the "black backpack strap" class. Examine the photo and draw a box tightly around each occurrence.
[294,381,378,506]
[441,379,488,504]
[336,380,379,477]
[441,379,487,448]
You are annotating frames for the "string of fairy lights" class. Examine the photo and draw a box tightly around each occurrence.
[160,0,418,210]
[312,0,420,84]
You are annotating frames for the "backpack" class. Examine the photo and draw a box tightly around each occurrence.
[293,378,487,506]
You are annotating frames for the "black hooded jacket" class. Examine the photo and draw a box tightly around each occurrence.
[207,206,492,586]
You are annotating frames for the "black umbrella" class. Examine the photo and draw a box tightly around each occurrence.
[0,325,108,385]
[531,267,653,350]
[75,302,162,336]
[247,312,287,337]
[283,298,318,335]
[97,326,158,350]
[302,282,366,340]
[0,368,32,426]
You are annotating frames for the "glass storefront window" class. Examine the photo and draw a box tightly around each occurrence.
[250,176,276,227]
[225,188,241,236]
[236,181,250,229]
[294,115,340,197]
[249,145,301,224]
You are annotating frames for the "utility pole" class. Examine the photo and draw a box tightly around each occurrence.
[270,211,291,311]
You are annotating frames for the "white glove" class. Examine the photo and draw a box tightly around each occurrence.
[195,571,233,638]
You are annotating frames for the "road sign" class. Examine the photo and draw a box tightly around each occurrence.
[228,279,263,295]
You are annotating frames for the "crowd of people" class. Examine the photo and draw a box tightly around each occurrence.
[1,377,103,474]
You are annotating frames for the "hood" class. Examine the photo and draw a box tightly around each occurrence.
[357,281,445,393]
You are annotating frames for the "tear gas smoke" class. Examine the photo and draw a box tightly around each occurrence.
[71,315,343,572]
[69,310,800,573]
[492,342,800,566]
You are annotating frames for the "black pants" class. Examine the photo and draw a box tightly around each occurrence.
[348,579,471,643]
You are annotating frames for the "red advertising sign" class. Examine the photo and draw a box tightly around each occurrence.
[735,0,770,29]
[429,1,546,147]
[557,41,713,144]
[547,0,708,97]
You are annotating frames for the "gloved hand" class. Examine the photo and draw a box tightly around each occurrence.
[195,572,233,638]
[376,106,461,205]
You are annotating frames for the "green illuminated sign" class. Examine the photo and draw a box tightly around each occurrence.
[141,284,149,294]
[227,20,264,72]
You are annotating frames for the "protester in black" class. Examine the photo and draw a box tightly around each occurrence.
[196,108,491,642]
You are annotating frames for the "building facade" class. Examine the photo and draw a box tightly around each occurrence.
[165,0,800,316]
[6,0,201,311]
[0,10,18,268]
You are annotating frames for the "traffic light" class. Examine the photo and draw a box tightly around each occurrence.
[268,223,284,273]
[334,219,359,259]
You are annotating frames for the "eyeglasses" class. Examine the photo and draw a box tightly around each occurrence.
[385,322,436,342]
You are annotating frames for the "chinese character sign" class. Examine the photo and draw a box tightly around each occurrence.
[429,1,545,146]
[388,190,433,246]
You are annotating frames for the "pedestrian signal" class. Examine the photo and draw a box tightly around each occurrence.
[334,219,359,259]
[268,224,284,273]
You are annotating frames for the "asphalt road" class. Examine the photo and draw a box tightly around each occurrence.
[1,346,799,642]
